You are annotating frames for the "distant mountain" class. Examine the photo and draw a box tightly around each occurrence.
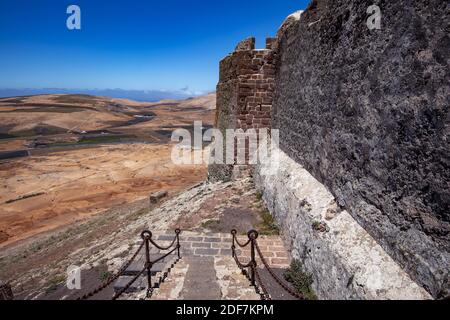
[0,88,208,102]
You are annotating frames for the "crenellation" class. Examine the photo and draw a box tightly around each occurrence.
[209,36,276,182]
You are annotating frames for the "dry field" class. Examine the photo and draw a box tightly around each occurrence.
[0,93,215,249]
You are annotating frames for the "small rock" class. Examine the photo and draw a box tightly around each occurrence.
[325,211,336,221]
[150,191,168,204]
[312,221,330,233]
[300,199,312,212]
[325,204,338,221]
[230,196,240,204]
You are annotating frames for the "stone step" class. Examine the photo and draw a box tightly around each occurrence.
[180,256,221,300]
[114,252,180,294]
[152,255,261,300]
[122,253,178,276]
[113,275,148,293]
[117,231,291,299]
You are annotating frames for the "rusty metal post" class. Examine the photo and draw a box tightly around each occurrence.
[248,230,259,287]
[141,231,153,296]
[250,242,256,287]
[0,281,13,300]
[231,229,237,259]
[175,229,181,259]
[145,238,152,290]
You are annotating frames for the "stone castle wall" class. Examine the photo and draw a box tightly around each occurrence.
[211,0,448,299]
[209,37,276,181]
[271,0,448,298]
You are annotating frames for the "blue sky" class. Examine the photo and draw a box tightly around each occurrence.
[0,0,309,97]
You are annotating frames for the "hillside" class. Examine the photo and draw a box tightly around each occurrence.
[0,93,215,248]
[0,93,215,150]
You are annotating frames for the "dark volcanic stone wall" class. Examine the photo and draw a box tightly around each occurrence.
[273,0,449,297]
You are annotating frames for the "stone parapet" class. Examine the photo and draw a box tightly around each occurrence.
[254,144,432,300]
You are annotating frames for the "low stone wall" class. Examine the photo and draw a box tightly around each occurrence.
[254,144,431,300]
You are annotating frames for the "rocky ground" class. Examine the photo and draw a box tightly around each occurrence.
[0,144,207,248]
[0,174,293,300]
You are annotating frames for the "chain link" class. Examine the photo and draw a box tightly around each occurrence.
[230,230,305,301]
[254,240,304,300]
[112,267,146,300]
[232,246,269,300]
[77,229,181,301]
[77,241,145,300]
[254,267,271,300]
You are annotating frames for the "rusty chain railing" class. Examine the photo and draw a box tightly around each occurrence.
[231,229,304,300]
[137,229,181,299]
[78,229,181,300]
[0,281,14,300]
[77,240,145,300]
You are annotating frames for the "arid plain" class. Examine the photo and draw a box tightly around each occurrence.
[0,93,215,249]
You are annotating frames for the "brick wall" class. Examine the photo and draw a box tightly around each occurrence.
[208,37,276,181]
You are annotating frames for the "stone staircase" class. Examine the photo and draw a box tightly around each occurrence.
[114,231,291,300]
[114,249,180,294]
